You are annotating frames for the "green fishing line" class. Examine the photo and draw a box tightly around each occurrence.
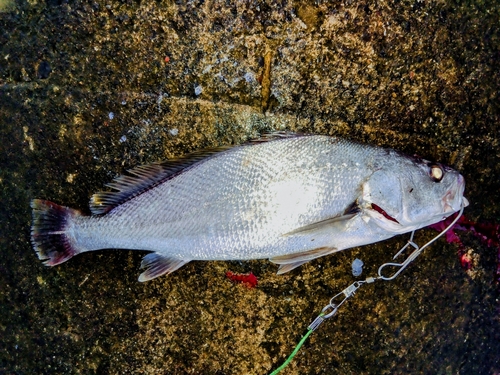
[269,327,314,375]
[268,202,466,375]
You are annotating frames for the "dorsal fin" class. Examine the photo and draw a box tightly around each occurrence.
[249,131,303,143]
[89,147,231,215]
[89,132,306,215]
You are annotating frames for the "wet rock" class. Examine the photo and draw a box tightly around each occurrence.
[37,61,51,79]
[0,0,499,374]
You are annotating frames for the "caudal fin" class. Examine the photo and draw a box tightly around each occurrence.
[30,199,81,266]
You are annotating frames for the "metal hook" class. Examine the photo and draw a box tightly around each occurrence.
[377,201,466,281]
[307,200,466,332]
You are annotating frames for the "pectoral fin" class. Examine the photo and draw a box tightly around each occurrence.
[270,246,338,274]
[138,253,190,282]
[282,213,357,237]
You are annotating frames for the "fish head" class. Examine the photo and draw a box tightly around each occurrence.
[362,154,468,234]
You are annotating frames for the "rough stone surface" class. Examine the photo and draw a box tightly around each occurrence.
[1,0,499,374]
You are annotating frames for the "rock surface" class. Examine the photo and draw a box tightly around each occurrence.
[1,0,499,374]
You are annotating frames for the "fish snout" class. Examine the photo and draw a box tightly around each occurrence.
[462,196,470,207]
[442,174,467,213]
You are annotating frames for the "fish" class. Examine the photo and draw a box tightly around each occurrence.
[30,133,468,281]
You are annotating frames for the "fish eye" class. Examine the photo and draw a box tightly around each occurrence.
[429,164,443,182]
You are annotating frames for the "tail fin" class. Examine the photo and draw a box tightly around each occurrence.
[30,199,81,266]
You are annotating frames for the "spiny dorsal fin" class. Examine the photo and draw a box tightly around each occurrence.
[89,147,231,215]
[249,131,303,143]
[89,132,306,215]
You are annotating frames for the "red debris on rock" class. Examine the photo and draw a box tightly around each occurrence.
[429,214,500,280]
[225,271,258,288]
[459,252,473,271]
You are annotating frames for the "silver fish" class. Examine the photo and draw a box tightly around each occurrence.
[31,133,468,281]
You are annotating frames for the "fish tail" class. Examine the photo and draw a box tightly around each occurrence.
[30,199,81,266]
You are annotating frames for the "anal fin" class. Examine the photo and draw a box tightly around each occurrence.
[138,253,190,282]
[270,246,337,274]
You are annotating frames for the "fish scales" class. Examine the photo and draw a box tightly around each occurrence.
[30,134,467,281]
[73,137,371,257]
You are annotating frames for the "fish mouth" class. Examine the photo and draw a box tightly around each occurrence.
[462,197,470,207]
[443,174,468,213]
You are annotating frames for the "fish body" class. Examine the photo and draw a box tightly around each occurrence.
[31,134,467,281]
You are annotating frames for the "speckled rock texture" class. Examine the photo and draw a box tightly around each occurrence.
[1,0,499,374]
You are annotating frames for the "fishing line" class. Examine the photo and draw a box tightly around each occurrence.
[268,203,465,375]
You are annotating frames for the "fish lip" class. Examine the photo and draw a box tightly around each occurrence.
[442,191,456,213]
[462,197,469,207]
[442,174,467,213]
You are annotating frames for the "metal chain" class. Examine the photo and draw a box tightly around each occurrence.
[308,202,465,331]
